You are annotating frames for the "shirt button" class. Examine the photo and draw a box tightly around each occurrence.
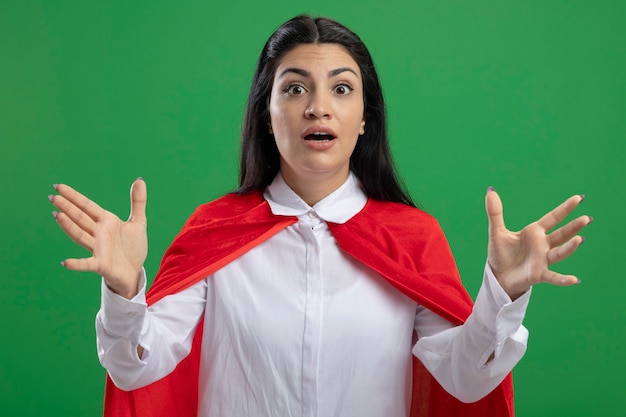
[129,311,138,317]
[308,211,318,219]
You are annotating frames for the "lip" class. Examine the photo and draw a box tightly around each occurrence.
[301,125,338,140]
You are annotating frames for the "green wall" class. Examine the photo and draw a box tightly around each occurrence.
[1,1,624,415]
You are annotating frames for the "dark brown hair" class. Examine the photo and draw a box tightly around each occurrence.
[237,15,415,207]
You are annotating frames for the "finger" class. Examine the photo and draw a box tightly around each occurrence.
[539,269,581,286]
[62,256,100,273]
[54,183,105,221]
[54,211,95,252]
[49,193,97,235]
[128,178,147,225]
[485,187,505,237]
[536,194,585,231]
[547,235,585,265]
[547,215,592,247]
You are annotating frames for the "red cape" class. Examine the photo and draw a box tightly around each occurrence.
[103,191,514,417]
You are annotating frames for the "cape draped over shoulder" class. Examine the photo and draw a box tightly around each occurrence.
[103,191,514,417]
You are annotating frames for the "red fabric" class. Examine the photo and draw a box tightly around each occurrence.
[103,192,514,417]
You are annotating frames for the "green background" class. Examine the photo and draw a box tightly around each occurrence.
[1,0,624,416]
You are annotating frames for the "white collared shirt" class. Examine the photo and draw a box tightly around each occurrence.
[97,173,530,417]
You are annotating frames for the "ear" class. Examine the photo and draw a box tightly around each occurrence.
[359,117,366,136]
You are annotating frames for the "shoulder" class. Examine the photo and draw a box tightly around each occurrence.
[183,191,269,228]
[356,199,441,232]
[330,198,447,250]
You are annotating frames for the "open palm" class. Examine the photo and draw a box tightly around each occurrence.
[50,178,148,299]
[485,188,592,300]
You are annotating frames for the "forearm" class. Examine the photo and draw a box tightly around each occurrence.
[95,270,206,390]
[412,263,531,403]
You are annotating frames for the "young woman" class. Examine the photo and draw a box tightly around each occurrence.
[50,15,590,417]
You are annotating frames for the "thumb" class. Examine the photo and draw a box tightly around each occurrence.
[485,186,505,238]
[129,177,147,224]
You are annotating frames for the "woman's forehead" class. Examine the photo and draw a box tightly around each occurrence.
[276,43,360,76]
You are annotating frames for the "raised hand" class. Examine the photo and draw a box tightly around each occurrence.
[485,188,592,300]
[49,178,148,299]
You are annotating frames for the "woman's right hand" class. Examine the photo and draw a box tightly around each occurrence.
[49,178,148,299]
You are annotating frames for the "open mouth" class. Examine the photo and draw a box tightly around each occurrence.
[304,132,336,141]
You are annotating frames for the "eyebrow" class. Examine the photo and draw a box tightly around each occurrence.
[278,67,358,79]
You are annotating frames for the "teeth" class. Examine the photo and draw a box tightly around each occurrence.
[304,131,335,141]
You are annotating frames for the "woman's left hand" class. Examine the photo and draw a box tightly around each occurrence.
[485,188,592,300]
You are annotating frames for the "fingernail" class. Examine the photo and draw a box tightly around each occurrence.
[60,261,66,267]
[588,216,594,224]
[53,184,58,190]
[48,194,54,202]
[575,279,581,285]
[487,186,495,193]
[579,194,585,202]
[52,211,58,219]
[580,236,585,244]
[137,177,144,181]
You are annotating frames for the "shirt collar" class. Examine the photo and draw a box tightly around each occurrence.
[264,172,368,224]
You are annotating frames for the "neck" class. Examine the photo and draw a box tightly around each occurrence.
[280,168,349,206]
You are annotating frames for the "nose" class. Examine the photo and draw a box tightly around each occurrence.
[304,91,332,119]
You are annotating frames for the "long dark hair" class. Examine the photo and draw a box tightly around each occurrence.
[238,15,415,207]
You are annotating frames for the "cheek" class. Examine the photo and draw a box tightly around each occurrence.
[268,90,284,131]
[269,114,291,141]
[269,105,299,138]
[340,101,365,129]
[268,99,284,131]
[268,112,293,154]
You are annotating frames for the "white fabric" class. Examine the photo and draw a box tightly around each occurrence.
[97,173,530,417]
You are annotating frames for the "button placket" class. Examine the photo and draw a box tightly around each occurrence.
[304,211,321,231]
[297,215,322,417]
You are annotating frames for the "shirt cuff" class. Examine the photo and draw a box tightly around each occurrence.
[474,262,531,351]
[98,269,148,343]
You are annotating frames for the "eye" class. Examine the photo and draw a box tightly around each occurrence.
[333,83,354,95]
[283,84,307,95]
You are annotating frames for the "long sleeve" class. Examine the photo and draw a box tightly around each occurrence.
[412,263,530,403]
[96,270,207,390]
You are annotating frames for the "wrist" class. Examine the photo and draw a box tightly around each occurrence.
[488,263,531,301]
[104,271,141,300]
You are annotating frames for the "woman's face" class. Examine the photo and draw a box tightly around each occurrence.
[269,43,365,196]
